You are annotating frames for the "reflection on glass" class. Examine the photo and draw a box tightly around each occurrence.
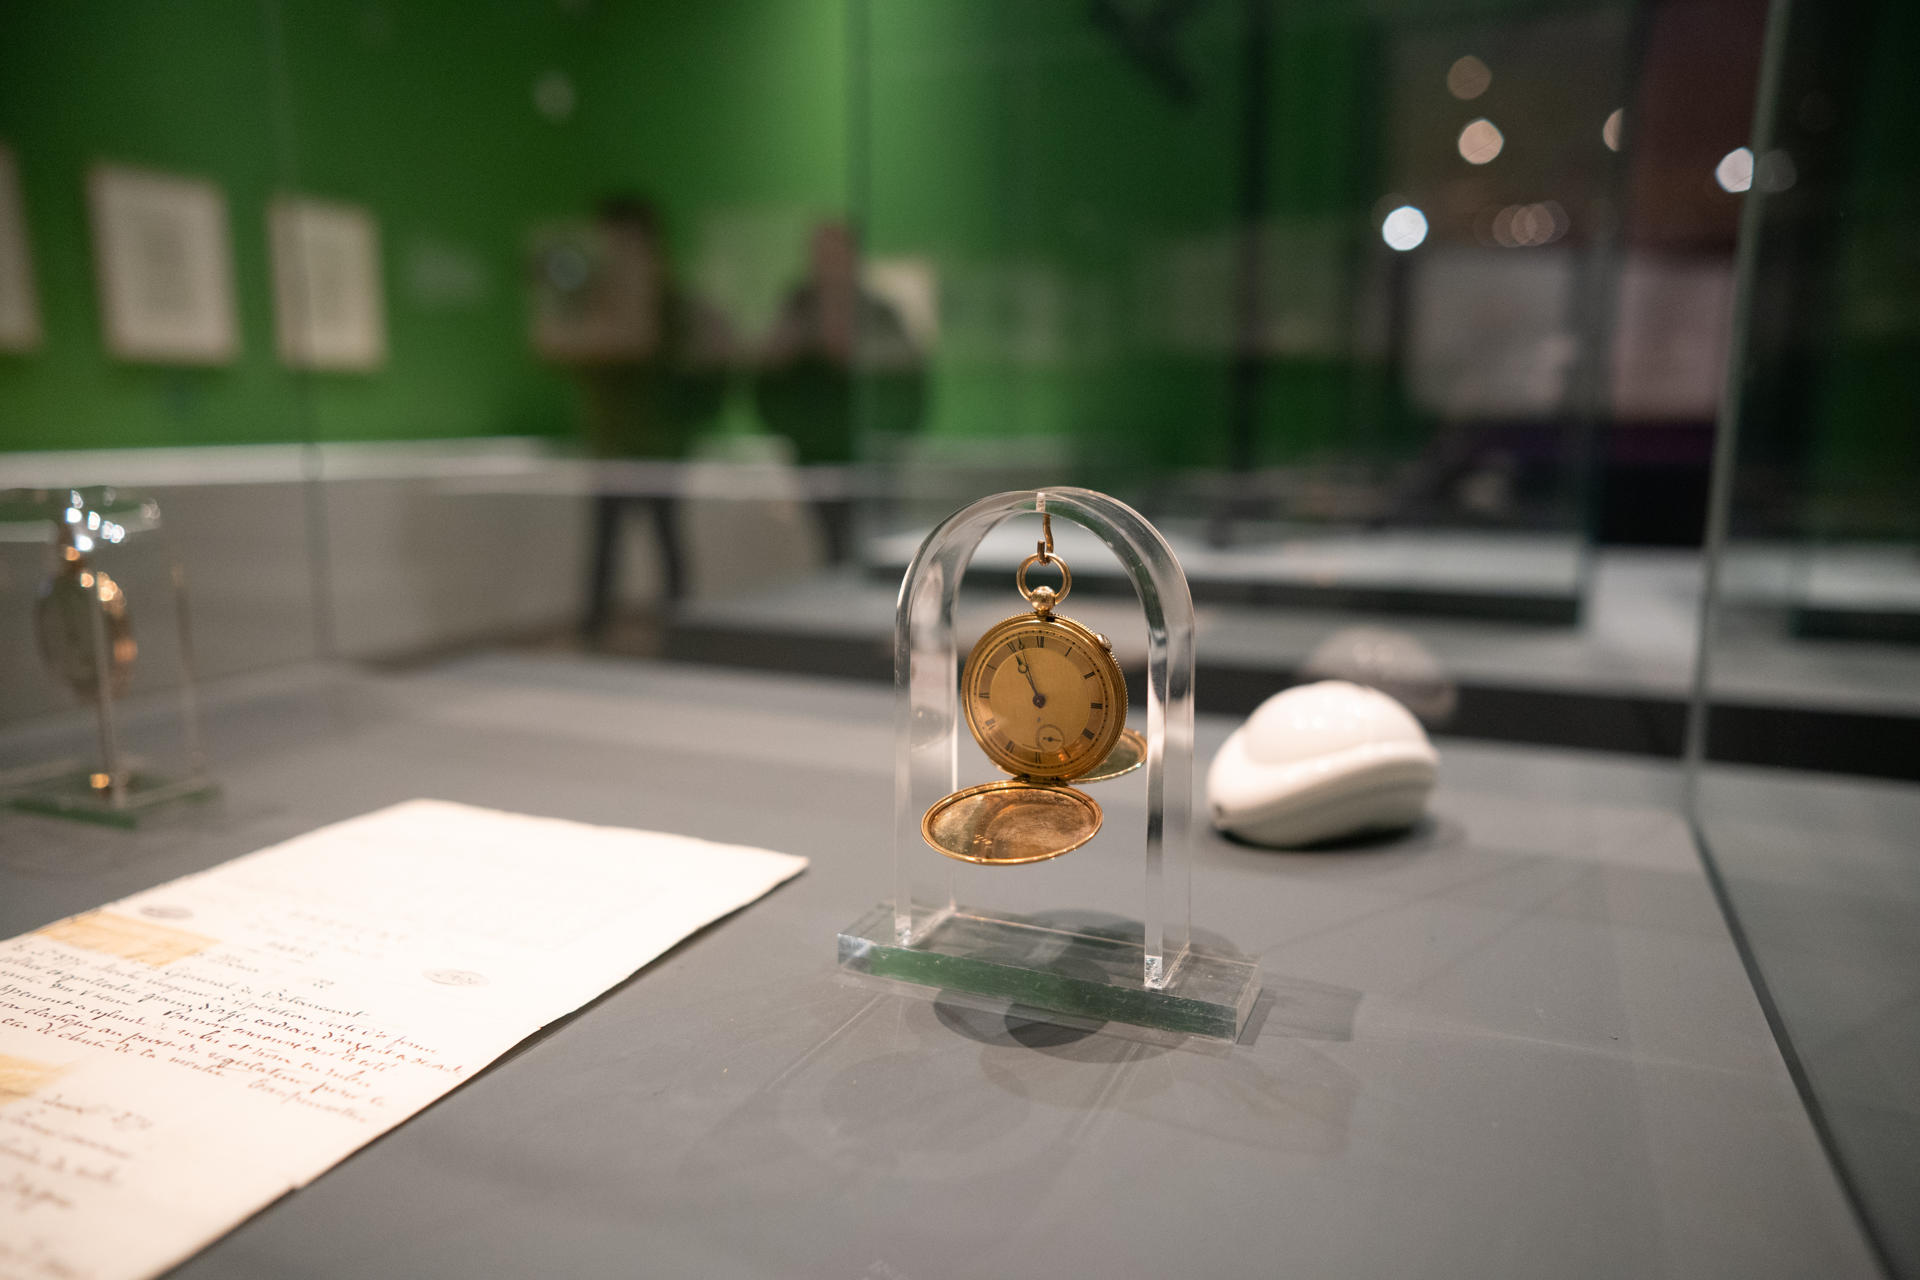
[1381,206,1429,252]
[755,222,928,465]
[1715,145,1755,193]
[850,0,1637,615]
[1692,0,1920,1272]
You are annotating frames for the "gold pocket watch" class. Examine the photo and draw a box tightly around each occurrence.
[921,514,1144,866]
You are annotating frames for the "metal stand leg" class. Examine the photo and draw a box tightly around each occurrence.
[583,493,623,641]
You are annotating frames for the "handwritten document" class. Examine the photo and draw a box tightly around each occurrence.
[0,799,807,1280]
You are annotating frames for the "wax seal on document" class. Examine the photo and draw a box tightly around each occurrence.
[424,968,488,987]
[138,904,192,920]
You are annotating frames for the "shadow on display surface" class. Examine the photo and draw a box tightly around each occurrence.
[838,903,1260,1044]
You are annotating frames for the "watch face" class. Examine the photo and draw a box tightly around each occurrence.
[963,613,1126,780]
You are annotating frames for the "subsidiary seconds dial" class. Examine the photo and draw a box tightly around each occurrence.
[963,612,1126,781]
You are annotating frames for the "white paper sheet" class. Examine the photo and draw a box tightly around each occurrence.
[0,799,807,1280]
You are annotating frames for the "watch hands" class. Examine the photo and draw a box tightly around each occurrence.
[1013,653,1046,707]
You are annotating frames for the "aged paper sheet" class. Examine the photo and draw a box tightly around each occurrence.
[0,800,807,1280]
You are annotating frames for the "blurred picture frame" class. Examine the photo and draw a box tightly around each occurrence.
[270,197,386,370]
[88,163,238,364]
[0,144,42,352]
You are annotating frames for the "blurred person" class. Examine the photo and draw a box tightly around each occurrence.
[754,221,927,467]
[753,221,927,562]
[556,196,734,460]
[531,196,734,632]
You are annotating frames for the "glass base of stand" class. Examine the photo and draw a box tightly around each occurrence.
[7,770,218,828]
[837,902,1261,1043]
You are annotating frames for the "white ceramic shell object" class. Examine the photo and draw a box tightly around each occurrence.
[1207,680,1438,847]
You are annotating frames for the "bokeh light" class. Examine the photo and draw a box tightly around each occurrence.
[1457,118,1504,165]
[1715,146,1754,193]
[1487,200,1568,248]
[1446,56,1491,100]
[1381,205,1429,251]
[1602,108,1623,152]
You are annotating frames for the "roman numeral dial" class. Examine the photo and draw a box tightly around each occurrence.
[961,612,1127,781]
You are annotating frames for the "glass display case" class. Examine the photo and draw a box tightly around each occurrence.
[1689,1,1920,1274]
[1,0,1918,1273]
[845,0,1643,623]
[661,0,1758,772]
[1,0,1757,760]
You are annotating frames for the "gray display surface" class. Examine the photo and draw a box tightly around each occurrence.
[0,655,1878,1279]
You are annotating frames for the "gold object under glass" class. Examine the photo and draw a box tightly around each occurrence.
[922,512,1130,865]
[1078,726,1146,784]
[35,541,137,701]
[921,780,1104,865]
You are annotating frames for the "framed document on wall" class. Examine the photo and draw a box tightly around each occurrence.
[0,144,41,352]
[270,197,386,370]
[87,163,239,364]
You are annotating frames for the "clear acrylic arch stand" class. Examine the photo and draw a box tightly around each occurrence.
[0,487,217,828]
[836,488,1260,1042]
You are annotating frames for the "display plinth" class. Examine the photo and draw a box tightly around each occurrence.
[837,488,1259,1045]
[839,902,1260,1041]
[8,767,217,828]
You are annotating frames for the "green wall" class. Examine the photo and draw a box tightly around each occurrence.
[270,0,602,446]
[0,0,1384,468]
[859,0,1394,470]
[2,0,1670,495]
[0,0,849,453]
[0,0,1394,469]
[0,1,304,450]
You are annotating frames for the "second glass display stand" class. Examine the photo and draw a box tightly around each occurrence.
[837,488,1261,1042]
[0,487,217,827]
